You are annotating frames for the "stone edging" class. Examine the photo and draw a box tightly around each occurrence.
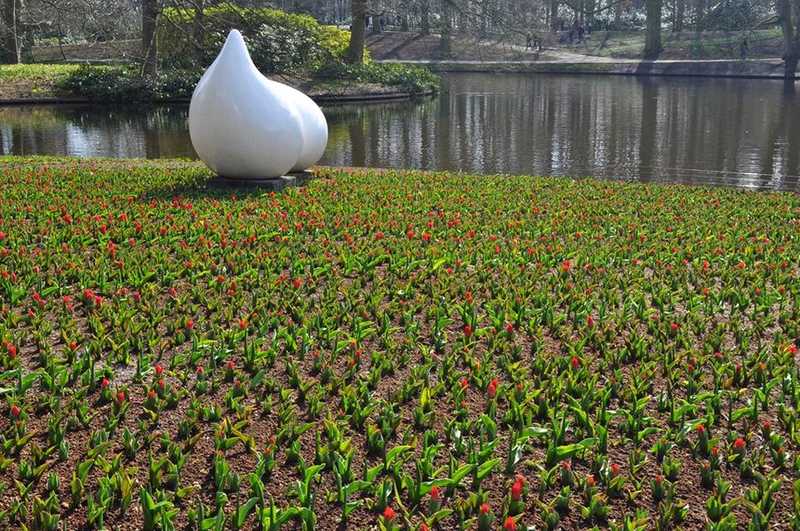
[0,89,436,107]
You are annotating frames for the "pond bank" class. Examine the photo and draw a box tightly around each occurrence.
[379,58,798,79]
[0,65,435,106]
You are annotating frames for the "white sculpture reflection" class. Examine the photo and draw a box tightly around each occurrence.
[188,30,329,179]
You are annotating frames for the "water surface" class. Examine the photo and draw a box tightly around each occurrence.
[2,73,799,190]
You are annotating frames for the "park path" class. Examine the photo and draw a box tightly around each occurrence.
[379,48,786,66]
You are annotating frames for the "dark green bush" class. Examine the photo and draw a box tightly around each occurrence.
[314,62,440,94]
[60,61,438,102]
[159,3,350,74]
[58,66,200,102]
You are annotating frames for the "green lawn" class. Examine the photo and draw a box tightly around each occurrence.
[0,157,799,529]
[0,63,81,82]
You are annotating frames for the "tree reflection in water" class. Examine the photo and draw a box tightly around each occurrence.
[1,73,799,190]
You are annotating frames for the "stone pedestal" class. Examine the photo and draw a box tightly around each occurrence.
[207,170,316,192]
[288,170,316,186]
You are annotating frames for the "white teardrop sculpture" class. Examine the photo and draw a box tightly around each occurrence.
[271,82,329,172]
[188,30,304,179]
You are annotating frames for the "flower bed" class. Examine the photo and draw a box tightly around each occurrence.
[0,158,799,529]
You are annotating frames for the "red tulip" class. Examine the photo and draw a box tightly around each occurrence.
[511,475,524,500]
[487,378,498,399]
[382,506,396,521]
[503,516,516,531]
[10,404,20,418]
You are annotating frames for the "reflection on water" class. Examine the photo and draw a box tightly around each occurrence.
[0,105,196,159]
[2,73,800,190]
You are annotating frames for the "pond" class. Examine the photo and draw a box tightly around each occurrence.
[2,73,799,191]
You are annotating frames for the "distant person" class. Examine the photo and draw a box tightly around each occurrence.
[379,16,386,32]
[526,34,533,50]
[740,38,749,60]
[577,24,585,42]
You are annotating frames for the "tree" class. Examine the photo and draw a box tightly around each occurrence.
[420,1,430,34]
[142,0,160,76]
[644,0,662,58]
[345,0,367,64]
[192,0,206,62]
[440,0,452,56]
[779,0,800,79]
[674,0,685,32]
[1,0,21,64]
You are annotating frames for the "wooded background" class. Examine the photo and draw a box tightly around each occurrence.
[1,0,798,77]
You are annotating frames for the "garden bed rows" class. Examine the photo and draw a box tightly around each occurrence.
[0,158,799,529]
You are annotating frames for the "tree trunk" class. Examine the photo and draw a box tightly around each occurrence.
[142,0,160,77]
[614,0,622,27]
[345,0,366,64]
[440,0,451,57]
[644,0,662,58]
[420,1,430,35]
[694,0,705,31]
[192,0,206,62]
[779,0,800,79]
[550,0,560,31]
[1,0,21,64]
[674,0,685,32]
